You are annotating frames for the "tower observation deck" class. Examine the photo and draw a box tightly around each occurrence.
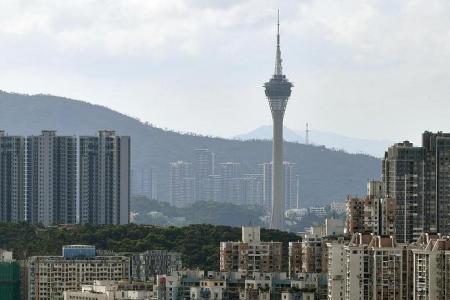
[264,11,293,230]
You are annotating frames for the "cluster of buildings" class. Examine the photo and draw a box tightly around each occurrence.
[3,221,450,300]
[0,246,182,300]
[346,131,450,243]
[0,130,130,226]
[169,148,299,211]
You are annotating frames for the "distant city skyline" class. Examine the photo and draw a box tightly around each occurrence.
[1,1,450,144]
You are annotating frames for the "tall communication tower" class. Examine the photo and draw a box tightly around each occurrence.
[305,123,310,145]
[264,11,293,230]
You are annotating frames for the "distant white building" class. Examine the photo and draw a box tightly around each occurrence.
[325,218,345,236]
[309,206,326,217]
[0,249,13,262]
[329,202,346,215]
[63,280,153,300]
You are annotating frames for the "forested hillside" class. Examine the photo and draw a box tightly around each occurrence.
[0,91,381,206]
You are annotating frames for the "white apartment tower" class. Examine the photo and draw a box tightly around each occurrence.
[262,162,297,212]
[27,130,77,226]
[170,161,195,207]
[79,131,130,225]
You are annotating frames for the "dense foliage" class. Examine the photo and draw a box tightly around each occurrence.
[0,91,380,206]
[0,223,299,271]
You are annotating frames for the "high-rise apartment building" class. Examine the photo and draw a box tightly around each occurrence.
[219,162,241,204]
[326,238,346,300]
[283,162,296,210]
[262,162,297,212]
[0,131,25,223]
[242,174,263,207]
[262,162,272,212]
[422,131,450,236]
[382,131,450,243]
[383,141,425,243]
[301,237,324,273]
[131,168,157,200]
[204,174,222,202]
[27,130,77,226]
[288,241,302,279]
[220,226,282,275]
[344,233,410,300]
[28,245,130,300]
[411,233,450,299]
[194,149,214,202]
[169,161,194,207]
[79,131,130,225]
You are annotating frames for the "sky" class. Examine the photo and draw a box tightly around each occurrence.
[0,0,450,144]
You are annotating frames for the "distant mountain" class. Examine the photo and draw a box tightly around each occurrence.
[235,125,393,157]
[0,91,381,207]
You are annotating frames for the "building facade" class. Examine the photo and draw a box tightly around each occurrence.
[131,168,157,200]
[131,250,182,281]
[79,131,130,225]
[27,130,77,226]
[0,131,25,223]
[262,162,297,213]
[28,245,130,300]
[220,227,282,276]
[169,161,195,207]
[194,149,214,202]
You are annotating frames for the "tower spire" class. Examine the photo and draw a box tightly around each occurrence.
[275,10,283,76]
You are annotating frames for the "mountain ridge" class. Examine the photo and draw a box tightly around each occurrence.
[0,90,381,206]
[235,125,393,157]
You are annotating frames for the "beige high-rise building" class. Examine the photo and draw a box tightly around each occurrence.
[288,241,302,279]
[412,233,450,299]
[346,181,396,236]
[343,233,411,300]
[219,226,282,275]
[327,238,346,300]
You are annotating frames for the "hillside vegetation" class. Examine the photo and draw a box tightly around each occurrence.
[0,223,299,270]
[0,91,381,206]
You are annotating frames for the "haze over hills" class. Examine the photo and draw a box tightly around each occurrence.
[0,91,381,207]
[235,125,393,158]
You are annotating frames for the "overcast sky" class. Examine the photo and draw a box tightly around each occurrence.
[1,0,449,144]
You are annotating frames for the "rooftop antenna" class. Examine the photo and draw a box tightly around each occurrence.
[305,123,310,145]
[274,9,283,76]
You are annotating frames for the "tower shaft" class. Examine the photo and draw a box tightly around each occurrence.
[271,111,285,229]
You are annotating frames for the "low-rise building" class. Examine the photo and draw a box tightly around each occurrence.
[220,227,282,275]
[131,250,182,281]
[63,280,153,300]
[28,245,130,300]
